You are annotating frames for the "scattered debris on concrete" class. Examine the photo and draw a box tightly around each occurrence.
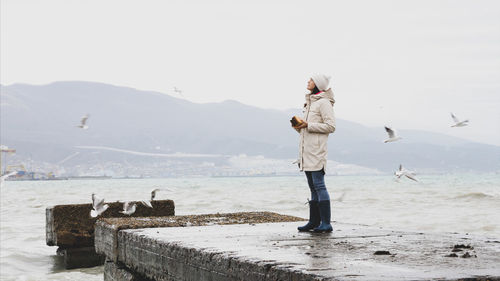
[374,250,392,255]
[98,211,304,233]
[461,252,477,258]
[453,244,474,250]
[445,244,477,259]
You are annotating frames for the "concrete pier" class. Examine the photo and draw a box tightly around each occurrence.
[95,212,305,263]
[104,261,151,281]
[96,217,500,281]
[46,200,175,269]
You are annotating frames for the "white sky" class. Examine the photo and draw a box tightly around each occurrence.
[1,0,500,145]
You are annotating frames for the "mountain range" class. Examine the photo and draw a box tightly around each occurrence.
[1,81,499,175]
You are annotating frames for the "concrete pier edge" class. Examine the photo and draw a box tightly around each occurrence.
[96,217,500,281]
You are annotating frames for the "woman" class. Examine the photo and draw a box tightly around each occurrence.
[292,74,335,233]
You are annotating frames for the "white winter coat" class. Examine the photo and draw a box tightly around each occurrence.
[297,89,336,172]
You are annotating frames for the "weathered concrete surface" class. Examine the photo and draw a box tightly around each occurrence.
[102,221,500,281]
[95,212,304,262]
[56,246,105,269]
[104,260,152,281]
[46,200,175,247]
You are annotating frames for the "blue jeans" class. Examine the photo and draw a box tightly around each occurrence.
[305,169,330,202]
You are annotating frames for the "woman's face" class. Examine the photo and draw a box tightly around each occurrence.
[307,79,316,91]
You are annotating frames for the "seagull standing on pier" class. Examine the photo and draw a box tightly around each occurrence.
[90,193,109,217]
[394,164,418,182]
[450,113,469,127]
[384,126,402,143]
[77,114,90,129]
[141,188,162,208]
[120,201,136,215]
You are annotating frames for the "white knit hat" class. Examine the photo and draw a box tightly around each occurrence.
[311,74,332,91]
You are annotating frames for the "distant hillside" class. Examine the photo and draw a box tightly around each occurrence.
[1,81,499,173]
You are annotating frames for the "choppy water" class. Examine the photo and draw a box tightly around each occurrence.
[1,174,500,281]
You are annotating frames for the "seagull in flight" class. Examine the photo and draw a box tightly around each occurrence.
[120,201,137,215]
[394,164,418,182]
[77,114,90,129]
[141,188,172,208]
[90,193,109,218]
[173,87,184,96]
[450,113,469,127]
[0,171,17,187]
[384,126,402,143]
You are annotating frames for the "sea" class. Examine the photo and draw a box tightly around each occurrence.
[1,174,499,281]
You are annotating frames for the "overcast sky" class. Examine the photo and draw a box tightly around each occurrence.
[1,0,499,145]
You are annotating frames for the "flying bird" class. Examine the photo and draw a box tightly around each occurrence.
[384,126,402,143]
[450,113,469,127]
[120,201,136,215]
[173,87,184,96]
[77,114,90,129]
[90,193,109,217]
[394,164,418,182]
[0,171,17,187]
[141,188,166,208]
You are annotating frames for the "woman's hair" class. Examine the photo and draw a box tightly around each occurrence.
[310,86,321,95]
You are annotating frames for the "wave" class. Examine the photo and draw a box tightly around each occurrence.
[453,192,495,200]
[480,225,497,232]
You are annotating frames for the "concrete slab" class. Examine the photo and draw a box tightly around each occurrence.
[110,222,500,281]
[95,212,305,263]
[46,200,175,248]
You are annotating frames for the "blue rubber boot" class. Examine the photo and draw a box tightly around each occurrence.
[297,200,320,232]
[314,200,333,233]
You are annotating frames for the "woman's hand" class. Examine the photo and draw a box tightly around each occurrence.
[294,121,308,129]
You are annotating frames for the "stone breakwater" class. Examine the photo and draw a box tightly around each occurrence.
[46,200,175,269]
[95,213,500,281]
